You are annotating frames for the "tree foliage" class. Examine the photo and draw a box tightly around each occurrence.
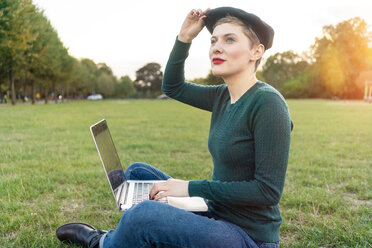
[116,75,135,98]
[0,0,38,104]
[205,70,224,85]
[259,50,315,98]
[258,17,372,99]
[311,17,372,98]
[1,2,370,102]
[260,51,311,89]
[133,62,163,97]
[190,70,224,85]
[0,0,137,104]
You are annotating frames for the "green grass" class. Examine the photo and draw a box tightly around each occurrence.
[0,99,371,247]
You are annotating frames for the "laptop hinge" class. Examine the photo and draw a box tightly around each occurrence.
[119,182,128,205]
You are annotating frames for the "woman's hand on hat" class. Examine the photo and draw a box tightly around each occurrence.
[149,179,189,201]
[178,8,210,43]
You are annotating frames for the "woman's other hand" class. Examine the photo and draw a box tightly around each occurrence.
[149,179,189,201]
[178,8,210,43]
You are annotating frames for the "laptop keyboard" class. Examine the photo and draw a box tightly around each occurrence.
[133,182,168,205]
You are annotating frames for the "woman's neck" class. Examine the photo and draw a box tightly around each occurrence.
[224,71,258,104]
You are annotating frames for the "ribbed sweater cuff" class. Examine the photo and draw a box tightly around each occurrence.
[188,180,207,198]
[169,36,192,61]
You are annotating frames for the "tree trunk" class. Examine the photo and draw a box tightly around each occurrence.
[53,82,57,104]
[54,83,60,103]
[44,87,48,104]
[23,78,26,100]
[10,69,16,105]
[61,87,64,103]
[31,79,35,104]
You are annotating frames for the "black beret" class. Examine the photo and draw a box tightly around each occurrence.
[205,7,274,50]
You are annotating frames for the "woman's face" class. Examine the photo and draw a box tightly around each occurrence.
[209,23,256,79]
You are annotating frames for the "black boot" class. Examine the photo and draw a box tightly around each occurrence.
[56,222,106,248]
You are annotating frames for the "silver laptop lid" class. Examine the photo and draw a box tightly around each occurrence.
[90,119,126,207]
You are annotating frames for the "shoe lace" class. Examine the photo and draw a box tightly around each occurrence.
[89,230,107,248]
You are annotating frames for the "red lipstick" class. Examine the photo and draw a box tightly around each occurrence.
[213,58,225,65]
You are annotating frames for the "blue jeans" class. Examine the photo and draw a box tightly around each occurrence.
[101,162,279,248]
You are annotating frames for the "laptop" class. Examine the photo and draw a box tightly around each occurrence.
[90,119,208,212]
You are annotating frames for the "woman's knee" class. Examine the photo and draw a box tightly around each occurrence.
[125,162,168,180]
[123,201,167,226]
[127,162,147,171]
[125,162,148,179]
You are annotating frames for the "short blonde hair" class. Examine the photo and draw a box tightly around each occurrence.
[213,15,262,71]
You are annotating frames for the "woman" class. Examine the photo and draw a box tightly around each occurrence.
[56,7,292,248]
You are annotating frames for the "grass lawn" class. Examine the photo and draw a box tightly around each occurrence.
[0,99,371,247]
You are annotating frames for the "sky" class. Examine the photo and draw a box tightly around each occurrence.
[32,0,372,80]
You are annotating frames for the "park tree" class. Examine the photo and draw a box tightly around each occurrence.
[115,75,135,98]
[97,62,114,76]
[68,59,118,99]
[64,57,83,99]
[260,51,311,89]
[97,73,115,97]
[259,50,314,98]
[95,62,118,98]
[57,50,74,103]
[80,58,99,94]
[23,8,48,104]
[133,62,163,97]
[0,0,39,105]
[189,70,224,85]
[52,39,70,103]
[74,60,91,97]
[205,70,224,85]
[279,72,317,98]
[311,17,372,99]
[20,6,69,104]
[190,77,205,85]
[96,62,118,97]
[0,0,121,104]
[38,28,67,103]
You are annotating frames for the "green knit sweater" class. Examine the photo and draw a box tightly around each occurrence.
[162,38,292,242]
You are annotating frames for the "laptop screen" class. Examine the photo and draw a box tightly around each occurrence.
[91,120,125,192]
